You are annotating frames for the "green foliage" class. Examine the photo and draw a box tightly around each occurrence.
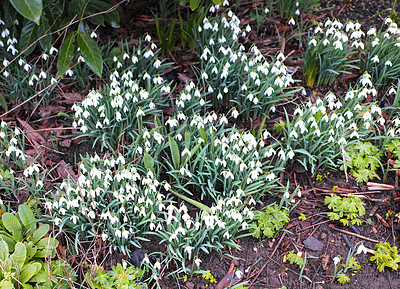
[370,242,400,272]
[251,204,290,238]
[86,263,146,289]
[304,19,360,86]
[386,139,400,168]
[344,141,383,183]
[283,250,304,267]
[0,204,75,288]
[3,0,120,78]
[325,195,365,226]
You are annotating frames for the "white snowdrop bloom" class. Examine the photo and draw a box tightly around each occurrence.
[388,87,397,95]
[287,150,294,159]
[145,35,152,42]
[288,18,295,26]
[246,25,251,32]
[308,39,316,47]
[289,130,298,139]
[265,7,269,13]
[350,131,359,138]
[385,60,393,67]
[90,31,97,38]
[367,27,376,36]
[371,55,379,63]
[323,38,330,46]
[357,244,368,254]
[295,9,300,15]
[333,256,340,265]
[333,40,343,50]
[338,137,347,145]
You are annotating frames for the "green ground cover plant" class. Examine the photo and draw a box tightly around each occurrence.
[325,195,366,226]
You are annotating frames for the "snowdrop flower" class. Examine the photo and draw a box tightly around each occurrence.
[371,55,379,63]
[357,244,367,254]
[333,256,340,265]
[309,39,317,46]
[90,31,97,38]
[388,87,397,95]
[288,18,295,26]
[385,60,393,67]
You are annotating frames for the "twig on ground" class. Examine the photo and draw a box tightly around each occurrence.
[329,224,380,243]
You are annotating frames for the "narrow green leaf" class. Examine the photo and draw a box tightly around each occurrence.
[76,32,103,77]
[18,204,37,235]
[168,188,210,213]
[57,32,76,77]
[10,0,42,24]
[168,135,180,170]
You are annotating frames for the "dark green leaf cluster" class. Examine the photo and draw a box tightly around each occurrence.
[0,204,76,288]
[370,242,400,272]
[250,204,290,238]
[325,195,365,226]
[345,141,383,183]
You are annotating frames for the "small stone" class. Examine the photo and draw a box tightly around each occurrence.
[303,236,324,251]
[320,233,327,239]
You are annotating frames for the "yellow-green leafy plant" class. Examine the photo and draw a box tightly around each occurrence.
[325,195,365,226]
[202,270,217,284]
[283,250,304,267]
[343,141,383,183]
[250,204,290,238]
[0,204,70,288]
[370,242,400,272]
[86,263,146,289]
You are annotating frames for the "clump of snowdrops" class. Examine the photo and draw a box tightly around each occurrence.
[47,153,169,254]
[279,72,385,174]
[304,19,362,86]
[72,38,173,150]
[362,18,400,90]
[193,8,297,118]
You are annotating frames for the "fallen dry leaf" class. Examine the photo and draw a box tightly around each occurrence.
[57,160,77,182]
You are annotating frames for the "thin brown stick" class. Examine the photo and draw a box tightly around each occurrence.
[329,224,380,243]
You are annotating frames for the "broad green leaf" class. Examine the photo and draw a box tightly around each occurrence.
[0,234,16,252]
[10,242,26,269]
[76,32,103,77]
[25,242,37,261]
[32,224,49,244]
[0,280,14,289]
[189,0,200,10]
[28,263,47,283]
[199,127,207,143]
[212,0,224,4]
[19,21,38,55]
[168,135,180,170]
[34,237,59,258]
[0,240,8,261]
[20,262,41,284]
[57,32,76,77]
[2,213,23,241]
[143,153,154,171]
[10,0,42,24]
[18,204,37,234]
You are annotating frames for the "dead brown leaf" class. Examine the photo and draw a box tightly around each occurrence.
[39,105,66,118]
[57,160,77,182]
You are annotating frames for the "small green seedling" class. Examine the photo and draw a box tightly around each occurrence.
[325,194,365,226]
[283,250,304,268]
[370,242,400,272]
